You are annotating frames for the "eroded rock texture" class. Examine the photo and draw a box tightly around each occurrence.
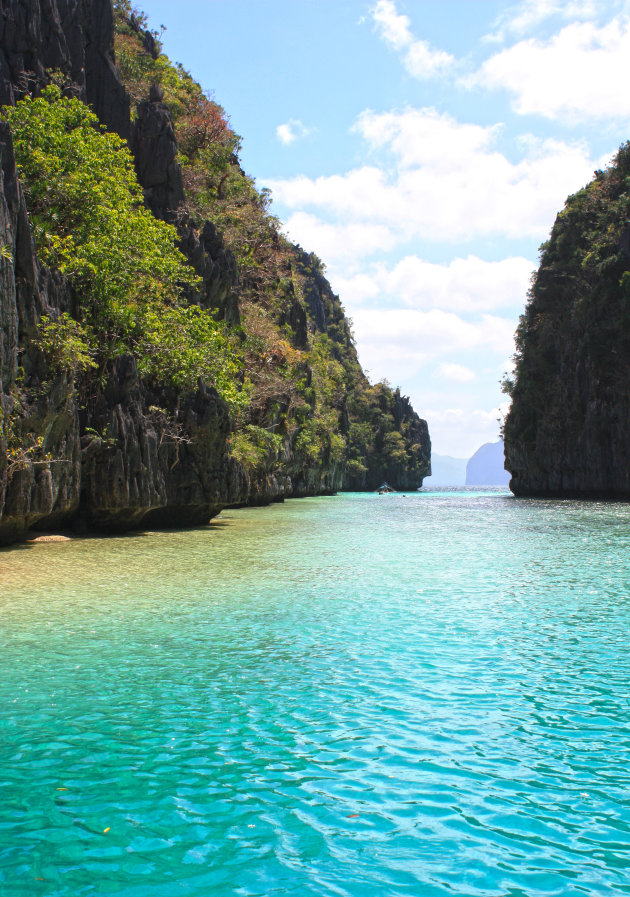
[80,356,244,532]
[504,150,630,499]
[0,0,430,543]
[131,87,240,324]
[0,0,130,137]
[0,0,245,543]
[0,124,80,543]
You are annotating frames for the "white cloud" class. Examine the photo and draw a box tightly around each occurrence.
[269,107,596,245]
[480,315,518,356]
[488,0,599,41]
[371,0,412,50]
[354,106,498,168]
[276,119,311,145]
[421,404,510,457]
[283,212,397,263]
[436,363,476,383]
[349,308,516,385]
[371,0,455,78]
[470,19,630,122]
[331,271,381,307]
[353,308,482,360]
[332,255,534,314]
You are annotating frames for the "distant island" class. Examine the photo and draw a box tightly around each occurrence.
[423,454,467,486]
[466,441,510,486]
[423,440,509,487]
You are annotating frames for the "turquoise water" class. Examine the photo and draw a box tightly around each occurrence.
[1,489,630,896]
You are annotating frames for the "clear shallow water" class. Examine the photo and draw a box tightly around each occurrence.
[1,488,630,896]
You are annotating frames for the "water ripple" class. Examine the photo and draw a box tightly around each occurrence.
[1,491,630,895]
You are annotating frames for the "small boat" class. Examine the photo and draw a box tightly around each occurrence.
[376,481,395,494]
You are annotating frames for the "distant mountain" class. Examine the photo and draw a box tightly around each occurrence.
[466,440,510,486]
[423,454,467,486]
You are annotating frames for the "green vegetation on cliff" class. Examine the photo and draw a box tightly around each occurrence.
[110,4,429,490]
[503,143,630,497]
[2,86,245,410]
[0,1,429,507]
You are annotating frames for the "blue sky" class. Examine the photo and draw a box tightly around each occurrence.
[138,0,630,456]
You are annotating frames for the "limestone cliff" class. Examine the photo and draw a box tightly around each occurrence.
[0,120,243,543]
[0,0,130,137]
[0,0,430,544]
[504,147,630,499]
[0,0,246,542]
[0,122,80,542]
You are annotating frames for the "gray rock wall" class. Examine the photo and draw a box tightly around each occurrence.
[504,151,630,500]
[0,0,247,543]
[130,86,240,324]
[80,356,244,532]
[0,0,130,138]
[0,123,81,543]
[505,342,630,499]
[0,0,431,541]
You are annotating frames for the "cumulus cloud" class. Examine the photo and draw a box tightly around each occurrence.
[282,212,397,263]
[371,0,455,78]
[436,363,476,383]
[353,308,485,362]
[269,107,596,245]
[371,0,411,49]
[355,105,498,164]
[349,308,516,384]
[421,404,510,457]
[276,119,311,145]
[339,297,517,455]
[469,19,630,121]
[332,255,534,314]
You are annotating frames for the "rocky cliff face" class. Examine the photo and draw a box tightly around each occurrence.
[0,0,246,543]
[80,356,244,531]
[0,0,430,543]
[343,388,431,492]
[131,85,240,325]
[0,118,243,544]
[0,123,80,542]
[504,147,630,499]
[0,0,130,137]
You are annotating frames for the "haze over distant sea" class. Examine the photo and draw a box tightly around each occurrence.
[2,490,629,897]
[424,440,510,487]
